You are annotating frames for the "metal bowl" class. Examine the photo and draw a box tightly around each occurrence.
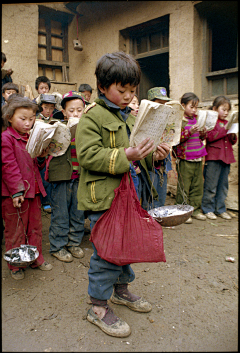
[4,245,39,267]
[148,204,194,227]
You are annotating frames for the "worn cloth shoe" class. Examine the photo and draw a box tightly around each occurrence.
[219,212,232,220]
[67,246,84,259]
[111,284,152,313]
[87,306,131,338]
[11,269,24,280]
[185,217,193,224]
[52,248,73,262]
[192,213,206,221]
[205,212,217,220]
[39,261,53,271]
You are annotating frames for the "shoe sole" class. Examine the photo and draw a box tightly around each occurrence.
[111,295,152,313]
[87,312,131,338]
[51,253,73,262]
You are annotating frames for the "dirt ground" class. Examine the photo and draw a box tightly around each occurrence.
[1,194,238,352]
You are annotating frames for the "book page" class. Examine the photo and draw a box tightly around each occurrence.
[161,101,184,146]
[26,120,71,158]
[66,117,80,140]
[225,110,238,130]
[130,100,174,151]
[197,109,218,131]
[227,123,238,134]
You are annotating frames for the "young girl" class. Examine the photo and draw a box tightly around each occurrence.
[1,96,52,280]
[128,94,139,117]
[201,96,237,220]
[173,92,207,223]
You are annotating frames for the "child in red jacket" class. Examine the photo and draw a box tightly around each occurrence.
[1,96,53,280]
[201,96,237,220]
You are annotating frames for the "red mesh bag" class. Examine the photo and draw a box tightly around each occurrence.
[89,172,166,266]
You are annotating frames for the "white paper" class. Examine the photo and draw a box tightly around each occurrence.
[66,117,80,140]
[26,120,71,158]
[227,123,238,134]
[197,110,218,131]
[130,99,184,149]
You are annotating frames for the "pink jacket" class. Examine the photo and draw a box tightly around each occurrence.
[1,126,47,198]
[205,118,237,164]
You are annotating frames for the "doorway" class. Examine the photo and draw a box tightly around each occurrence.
[137,52,169,101]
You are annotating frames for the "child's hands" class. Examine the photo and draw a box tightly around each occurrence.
[153,142,170,161]
[125,138,155,161]
[199,126,207,137]
[190,124,200,134]
[7,69,13,76]
[13,196,24,208]
[38,146,50,158]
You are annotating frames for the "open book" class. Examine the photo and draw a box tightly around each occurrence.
[129,99,184,149]
[26,120,72,158]
[225,110,238,130]
[196,110,218,131]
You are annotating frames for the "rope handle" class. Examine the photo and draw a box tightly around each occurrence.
[17,208,28,244]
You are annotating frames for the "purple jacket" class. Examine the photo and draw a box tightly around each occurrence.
[1,126,46,198]
[205,118,237,164]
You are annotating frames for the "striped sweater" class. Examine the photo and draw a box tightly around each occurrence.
[174,116,207,160]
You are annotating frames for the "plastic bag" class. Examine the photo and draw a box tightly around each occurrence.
[89,172,166,266]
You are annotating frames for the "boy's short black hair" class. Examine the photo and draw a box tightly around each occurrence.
[95,51,141,95]
[2,52,7,63]
[78,83,92,93]
[35,76,51,91]
[2,82,19,93]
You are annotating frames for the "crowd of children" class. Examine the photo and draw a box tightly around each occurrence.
[1,49,237,337]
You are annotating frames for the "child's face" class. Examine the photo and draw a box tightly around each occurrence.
[41,103,55,118]
[81,90,91,102]
[63,99,84,120]
[1,60,5,68]
[99,82,137,110]
[213,103,230,120]
[3,89,17,101]
[129,96,139,116]
[38,82,49,94]
[9,108,35,134]
[182,100,198,118]
[154,99,167,105]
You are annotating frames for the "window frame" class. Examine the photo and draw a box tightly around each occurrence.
[38,5,73,83]
[198,2,238,101]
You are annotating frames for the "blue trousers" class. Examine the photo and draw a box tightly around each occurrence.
[48,179,85,253]
[201,160,230,215]
[40,165,52,206]
[148,168,168,208]
[87,211,135,300]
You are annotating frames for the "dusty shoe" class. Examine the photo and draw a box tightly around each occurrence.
[43,205,51,213]
[205,212,217,220]
[67,246,84,259]
[87,306,131,338]
[111,291,152,313]
[52,248,73,262]
[219,212,232,220]
[185,217,192,224]
[39,261,53,271]
[11,269,24,280]
[192,213,206,221]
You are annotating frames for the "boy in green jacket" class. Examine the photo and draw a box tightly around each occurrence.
[75,51,170,337]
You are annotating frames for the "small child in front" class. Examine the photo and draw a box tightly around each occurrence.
[173,92,207,223]
[1,96,53,280]
[43,91,86,262]
[201,96,237,220]
[75,51,170,337]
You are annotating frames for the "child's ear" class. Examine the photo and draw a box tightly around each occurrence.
[212,106,217,111]
[62,109,68,119]
[98,84,106,94]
